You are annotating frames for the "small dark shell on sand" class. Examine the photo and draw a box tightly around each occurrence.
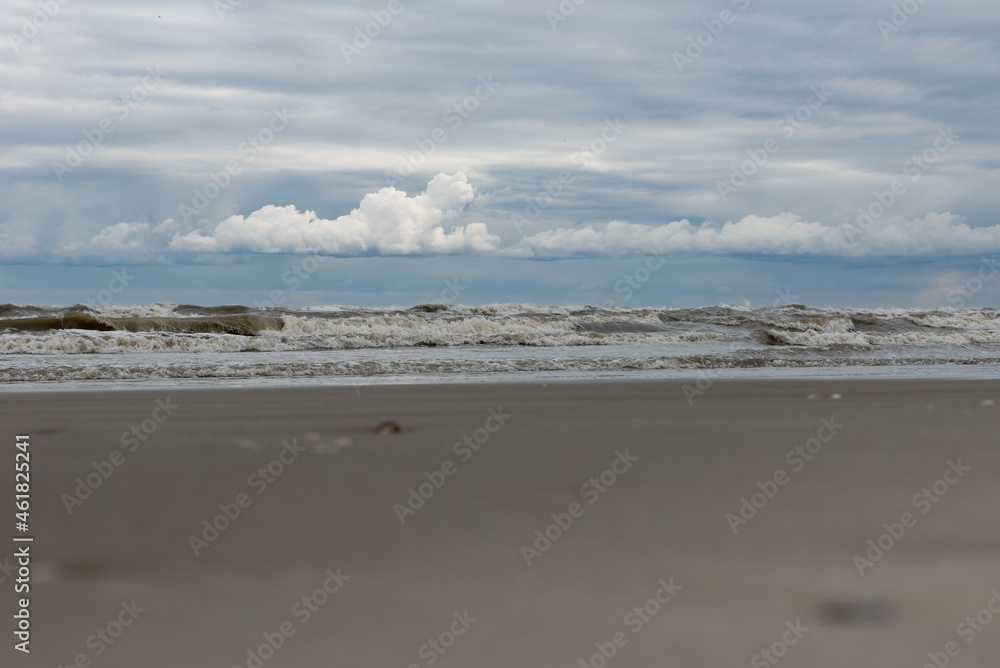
[373,420,403,434]
[818,599,894,626]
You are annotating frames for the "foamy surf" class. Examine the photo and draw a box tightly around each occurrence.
[2,303,1000,384]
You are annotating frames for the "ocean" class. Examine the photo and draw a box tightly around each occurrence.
[2,302,1000,388]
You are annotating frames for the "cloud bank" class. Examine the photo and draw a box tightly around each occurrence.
[510,212,1000,259]
[59,173,1000,264]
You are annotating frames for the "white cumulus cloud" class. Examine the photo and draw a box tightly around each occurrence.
[67,173,499,263]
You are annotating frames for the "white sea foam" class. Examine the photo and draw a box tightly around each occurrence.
[86,302,183,318]
[0,315,720,355]
[4,303,1000,385]
[758,315,855,333]
[765,329,1000,347]
[6,352,997,384]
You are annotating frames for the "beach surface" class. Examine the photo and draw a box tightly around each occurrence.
[2,378,999,667]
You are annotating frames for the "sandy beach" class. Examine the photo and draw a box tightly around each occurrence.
[2,378,999,667]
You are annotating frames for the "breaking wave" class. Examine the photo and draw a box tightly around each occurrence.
[0,302,999,354]
[2,302,1000,384]
[0,311,282,336]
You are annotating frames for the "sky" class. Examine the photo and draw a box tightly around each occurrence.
[2,0,999,308]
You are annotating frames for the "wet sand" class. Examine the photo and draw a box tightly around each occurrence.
[2,378,999,667]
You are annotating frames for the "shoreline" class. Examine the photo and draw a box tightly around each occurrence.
[3,361,1000,392]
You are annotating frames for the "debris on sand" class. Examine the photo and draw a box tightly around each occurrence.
[818,599,893,626]
[374,420,403,434]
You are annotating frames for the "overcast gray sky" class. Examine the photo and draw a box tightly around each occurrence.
[2,0,999,307]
